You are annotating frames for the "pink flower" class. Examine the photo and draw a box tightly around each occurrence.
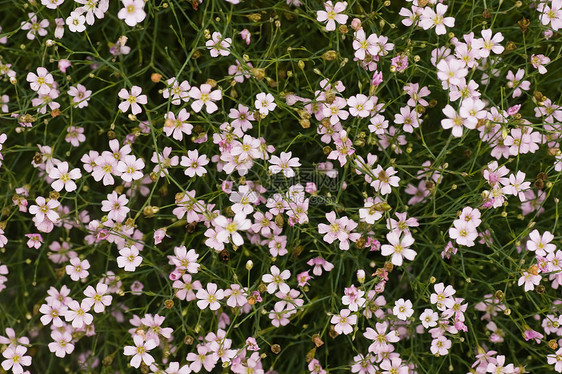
[1,345,31,374]
[26,67,54,95]
[347,94,374,118]
[436,58,468,89]
[181,150,209,177]
[307,257,334,276]
[240,29,251,45]
[117,246,142,272]
[162,77,191,105]
[206,31,232,57]
[65,257,90,281]
[68,84,92,108]
[215,213,251,246]
[531,54,550,74]
[370,165,400,195]
[331,308,356,335]
[25,233,42,249]
[64,300,93,328]
[430,336,452,356]
[363,322,400,354]
[123,335,157,368]
[262,265,291,294]
[173,274,201,301]
[118,85,147,115]
[101,192,129,222]
[224,284,248,308]
[118,0,146,27]
[196,282,224,310]
[255,92,276,116]
[48,330,74,358]
[317,1,348,31]
[189,84,222,114]
[49,161,82,192]
[116,155,145,182]
[163,108,193,141]
[169,246,200,273]
[478,29,504,57]
[448,220,478,247]
[419,4,455,35]
[380,231,416,266]
[83,282,112,313]
[547,348,562,372]
[526,229,556,256]
[269,151,301,177]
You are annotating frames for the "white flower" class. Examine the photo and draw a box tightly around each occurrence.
[255,92,277,116]
[49,161,82,192]
[118,0,146,27]
[66,11,86,33]
[393,298,414,320]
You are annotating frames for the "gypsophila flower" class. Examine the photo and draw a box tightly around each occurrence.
[317,1,348,31]
[118,85,147,115]
[118,0,146,27]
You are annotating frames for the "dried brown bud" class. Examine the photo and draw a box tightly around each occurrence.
[537,172,548,181]
[102,353,115,366]
[384,261,394,272]
[151,73,162,83]
[275,214,284,227]
[329,325,339,339]
[355,237,366,249]
[184,335,194,345]
[292,245,305,258]
[186,222,197,233]
[549,339,559,350]
[251,67,266,80]
[306,348,316,363]
[312,334,324,347]
[164,299,174,309]
[271,344,281,354]
[338,25,348,34]
[219,249,230,262]
[49,191,60,200]
[505,41,516,52]
[518,17,530,33]
[534,179,545,190]
[536,284,546,294]
[322,50,338,61]
[205,79,218,88]
[482,9,491,18]
[494,290,504,300]
[107,130,116,140]
[143,206,155,218]
[51,108,61,118]
[428,99,438,108]
[299,119,310,129]
[33,152,43,164]
[322,146,332,155]
[247,13,261,22]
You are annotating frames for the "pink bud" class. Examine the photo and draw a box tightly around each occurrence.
[305,182,317,194]
[169,268,182,281]
[351,18,362,32]
[371,71,383,86]
[58,59,71,73]
[506,104,521,116]
[240,29,251,45]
